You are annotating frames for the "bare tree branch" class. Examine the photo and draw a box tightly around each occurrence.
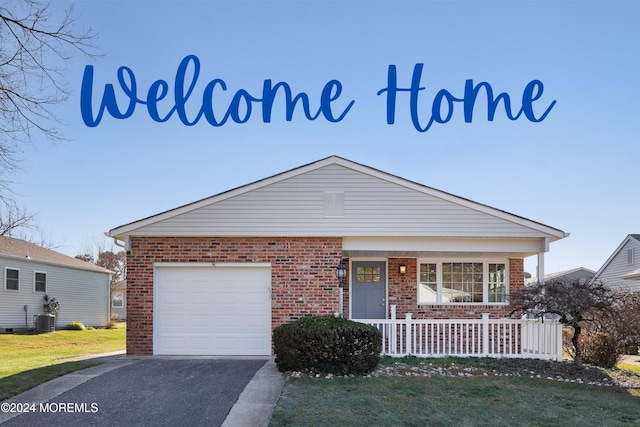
[510,277,619,366]
[0,199,59,248]
[0,0,99,194]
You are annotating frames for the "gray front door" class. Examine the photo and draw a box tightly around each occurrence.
[352,261,386,319]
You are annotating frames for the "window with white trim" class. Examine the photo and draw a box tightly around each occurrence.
[112,293,124,308]
[628,248,634,266]
[34,272,46,292]
[418,260,508,304]
[5,268,19,291]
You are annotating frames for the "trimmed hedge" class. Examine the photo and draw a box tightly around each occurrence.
[273,315,382,375]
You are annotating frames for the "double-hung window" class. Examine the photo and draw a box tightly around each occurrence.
[5,268,19,291]
[418,260,508,304]
[34,272,47,292]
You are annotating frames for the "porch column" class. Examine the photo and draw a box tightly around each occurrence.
[537,252,545,282]
[536,237,549,282]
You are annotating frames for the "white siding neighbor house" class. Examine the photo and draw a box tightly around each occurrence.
[0,236,112,331]
[593,234,640,291]
[109,156,568,358]
[111,280,126,320]
[525,267,596,285]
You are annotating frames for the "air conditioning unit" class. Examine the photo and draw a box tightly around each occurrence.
[35,314,56,332]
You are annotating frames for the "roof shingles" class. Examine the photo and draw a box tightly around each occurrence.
[0,236,112,274]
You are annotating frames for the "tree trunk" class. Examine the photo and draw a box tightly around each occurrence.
[572,325,582,366]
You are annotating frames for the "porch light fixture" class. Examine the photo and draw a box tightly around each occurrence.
[334,261,347,287]
[399,264,407,275]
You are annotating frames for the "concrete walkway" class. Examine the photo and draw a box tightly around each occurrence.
[222,358,285,427]
[0,352,285,426]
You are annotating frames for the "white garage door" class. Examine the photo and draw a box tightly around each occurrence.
[154,264,271,356]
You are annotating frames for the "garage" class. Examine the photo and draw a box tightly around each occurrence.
[153,263,272,356]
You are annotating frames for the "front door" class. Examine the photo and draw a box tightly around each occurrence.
[351,261,386,319]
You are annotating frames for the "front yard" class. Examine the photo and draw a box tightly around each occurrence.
[0,324,125,400]
[2,325,640,426]
[270,357,640,427]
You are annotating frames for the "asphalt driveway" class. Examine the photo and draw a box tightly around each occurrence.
[1,358,273,427]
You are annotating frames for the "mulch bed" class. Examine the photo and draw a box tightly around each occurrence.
[371,357,640,388]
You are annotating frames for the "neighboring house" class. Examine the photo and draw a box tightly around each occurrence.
[593,234,640,291]
[622,268,640,281]
[111,280,126,320]
[525,267,596,285]
[0,236,112,331]
[108,156,568,356]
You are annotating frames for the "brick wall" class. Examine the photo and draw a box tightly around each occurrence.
[126,237,526,355]
[126,236,343,355]
[387,258,525,320]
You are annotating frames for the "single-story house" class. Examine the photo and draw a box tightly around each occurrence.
[108,156,568,356]
[593,234,640,291]
[525,267,596,285]
[0,236,113,331]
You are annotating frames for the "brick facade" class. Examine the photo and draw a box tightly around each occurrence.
[126,236,525,355]
[126,236,343,355]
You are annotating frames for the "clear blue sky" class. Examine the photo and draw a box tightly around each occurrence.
[14,0,640,276]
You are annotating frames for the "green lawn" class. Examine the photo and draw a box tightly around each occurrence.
[619,362,640,374]
[270,356,640,427]
[0,324,125,400]
[3,326,640,427]
[270,374,640,427]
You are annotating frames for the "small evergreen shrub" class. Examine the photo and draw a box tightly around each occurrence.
[43,295,60,316]
[582,331,620,368]
[273,315,382,375]
[67,322,86,331]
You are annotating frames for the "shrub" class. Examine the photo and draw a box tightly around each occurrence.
[273,315,382,375]
[67,322,86,331]
[599,291,640,355]
[581,330,620,368]
[43,295,60,316]
[105,319,118,329]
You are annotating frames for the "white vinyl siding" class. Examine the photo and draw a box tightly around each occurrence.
[0,257,110,329]
[129,164,554,239]
[597,239,640,291]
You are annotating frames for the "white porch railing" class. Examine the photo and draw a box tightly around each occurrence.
[355,313,563,360]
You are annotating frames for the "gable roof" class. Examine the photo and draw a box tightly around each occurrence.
[0,236,112,274]
[525,267,596,284]
[108,155,568,241]
[593,234,640,280]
